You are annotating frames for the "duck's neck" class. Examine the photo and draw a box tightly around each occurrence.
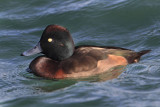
[47,40,75,61]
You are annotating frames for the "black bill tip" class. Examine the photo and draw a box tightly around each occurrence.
[20,53,24,56]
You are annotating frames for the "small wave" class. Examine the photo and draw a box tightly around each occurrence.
[0,0,132,20]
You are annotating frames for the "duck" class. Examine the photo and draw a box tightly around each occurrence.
[21,25,151,79]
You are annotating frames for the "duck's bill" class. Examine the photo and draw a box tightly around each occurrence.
[21,42,42,56]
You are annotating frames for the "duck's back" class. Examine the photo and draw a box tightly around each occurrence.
[75,45,150,63]
[60,45,150,78]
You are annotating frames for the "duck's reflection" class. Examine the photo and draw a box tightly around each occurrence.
[24,65,126,92]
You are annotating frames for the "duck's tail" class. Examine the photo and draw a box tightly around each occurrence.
[127,50,151,64]
[138,50,151,57]
[133,50,151,63]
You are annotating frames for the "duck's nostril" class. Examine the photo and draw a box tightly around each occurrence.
[20,53,24,56]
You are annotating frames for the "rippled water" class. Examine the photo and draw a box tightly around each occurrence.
[0,0,160,107]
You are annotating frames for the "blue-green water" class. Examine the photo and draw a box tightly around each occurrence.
[0,0,160,107]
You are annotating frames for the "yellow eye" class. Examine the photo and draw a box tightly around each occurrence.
[48,38,53,42]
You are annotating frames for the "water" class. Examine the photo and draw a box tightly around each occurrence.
[0,0,160,106]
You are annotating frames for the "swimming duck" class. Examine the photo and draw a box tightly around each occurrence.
[21,25,150,79]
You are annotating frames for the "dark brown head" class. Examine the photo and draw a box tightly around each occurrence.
[21,25,75,61]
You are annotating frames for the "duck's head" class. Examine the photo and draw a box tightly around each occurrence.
[21,25,75,61]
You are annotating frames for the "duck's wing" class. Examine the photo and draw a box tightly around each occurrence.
[75,45,150,63]
[60,46,132,76]
[75,45,132,51]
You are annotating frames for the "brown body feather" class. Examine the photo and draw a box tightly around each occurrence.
[29,46,150,79]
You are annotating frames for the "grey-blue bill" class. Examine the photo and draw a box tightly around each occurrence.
[21,42,42,56]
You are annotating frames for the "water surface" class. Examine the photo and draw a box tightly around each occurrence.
[0,0,160,107]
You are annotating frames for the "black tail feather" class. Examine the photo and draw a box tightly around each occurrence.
[133,50,151,63]
[127,50,151,64]
[138,50,151,57]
